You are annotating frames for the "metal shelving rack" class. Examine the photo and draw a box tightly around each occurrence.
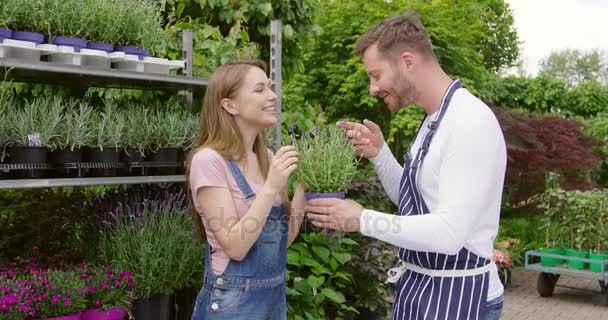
[0,30,201,189]
[0,22,283,190]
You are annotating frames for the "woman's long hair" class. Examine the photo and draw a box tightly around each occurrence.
[186,59,290,240]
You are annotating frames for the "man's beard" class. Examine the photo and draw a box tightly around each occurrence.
[394,72,417,109]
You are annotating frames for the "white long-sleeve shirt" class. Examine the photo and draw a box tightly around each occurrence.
[360,88,506,300]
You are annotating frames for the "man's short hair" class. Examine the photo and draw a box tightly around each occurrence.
[355,10,435,60]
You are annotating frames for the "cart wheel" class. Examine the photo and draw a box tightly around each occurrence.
[537,272,559,297]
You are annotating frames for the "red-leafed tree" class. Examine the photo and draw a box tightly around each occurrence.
[490,106,603,205]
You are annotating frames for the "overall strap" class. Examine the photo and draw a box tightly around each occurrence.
[226,160,256,200]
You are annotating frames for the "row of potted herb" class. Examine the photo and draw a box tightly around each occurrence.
[0,96,198,169]
[0,0,166,58]
[523,173,608,272]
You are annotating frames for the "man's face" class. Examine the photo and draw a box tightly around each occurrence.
[363,44,417,111]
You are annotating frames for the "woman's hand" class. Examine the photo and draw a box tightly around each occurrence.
[266,145,298,193]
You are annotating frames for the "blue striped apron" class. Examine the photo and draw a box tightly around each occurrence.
[389,79,491,320]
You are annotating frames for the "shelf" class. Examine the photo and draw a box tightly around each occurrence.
[0,175,186,189]
[0,58,207,91]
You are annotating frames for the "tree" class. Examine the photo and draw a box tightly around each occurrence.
[492,106,603,205]
[157,0,320,77]
[282,0,521,157]
[539,49,608,86]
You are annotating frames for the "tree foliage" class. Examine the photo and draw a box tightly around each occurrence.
[478,75,608,118]
[157,0,319,77]
[539,49,608,86]
[282,0,520,157]
[493,106,603,205]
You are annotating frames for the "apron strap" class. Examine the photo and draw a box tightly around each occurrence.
[386,259,492,283]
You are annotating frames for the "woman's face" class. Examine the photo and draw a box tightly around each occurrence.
[228,67,278,130]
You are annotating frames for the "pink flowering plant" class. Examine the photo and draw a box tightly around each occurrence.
[0,269,86,319]
[81,267,137,311]
[33,269,87,318]
[493,237,522,270]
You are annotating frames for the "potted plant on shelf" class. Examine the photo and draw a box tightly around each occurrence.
[80,267,137,320]
[49,100,95,177]
[148,108,189,175]
[112,0,166,59]
[85,102,125,177]
[293,125,360,200]
[46,0,91,52]
[121,105,151,175]
[83,0,121,52]
[5,97,63,178]
[0,0,15,42]
[3,0,47,44]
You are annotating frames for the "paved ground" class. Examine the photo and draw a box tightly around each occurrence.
[503,266,608,319]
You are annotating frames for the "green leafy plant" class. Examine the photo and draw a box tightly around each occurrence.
[151,108,189,150]
[286,232,359,320]
[293,126,360,194]
[0,0,16,28]
[34,269,88,318]
[2,0,48,34]
[121,103,152,157]
[90,102,125,150]
[57,100,95,151]
[46,0,93,38]
[80,0,124,44]
[7,97,63,149]
[99,193,205,297]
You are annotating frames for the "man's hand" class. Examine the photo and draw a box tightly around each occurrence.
[337,119,385,158]
[305,198,364,232]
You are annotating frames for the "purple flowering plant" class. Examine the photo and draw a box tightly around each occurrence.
[81,267,137,311]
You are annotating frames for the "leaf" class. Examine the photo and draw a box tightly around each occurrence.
[176,3,185,18]
[287,251,300,265]
[321,287,345,304]
[340,238,358,246]
[258,2,272,17]
[283,24,294,39]
[311,246,330,260]
[332,252,351,265]
[306,275,325,289]
[286,287,301,296]
[300,256,321,268]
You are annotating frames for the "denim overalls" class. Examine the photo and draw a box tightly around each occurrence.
[191,159,288,320]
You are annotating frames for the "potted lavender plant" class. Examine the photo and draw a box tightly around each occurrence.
[293,126,360,200]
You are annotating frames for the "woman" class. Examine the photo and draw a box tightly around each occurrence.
[187,59,306,320]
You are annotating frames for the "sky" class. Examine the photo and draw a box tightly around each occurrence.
[506,0,608,76]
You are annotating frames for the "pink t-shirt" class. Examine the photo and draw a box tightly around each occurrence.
[189,148,282,275]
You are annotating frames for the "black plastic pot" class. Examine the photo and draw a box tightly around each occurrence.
[170,287,197,320]
[84,147,121,177]
[5,146,48,178]
[148,147,180,175]
[134,294,171,320]
[121,148,146,176]
[49,147,82,178]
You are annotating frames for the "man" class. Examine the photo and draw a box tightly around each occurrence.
[305,10,506,320]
